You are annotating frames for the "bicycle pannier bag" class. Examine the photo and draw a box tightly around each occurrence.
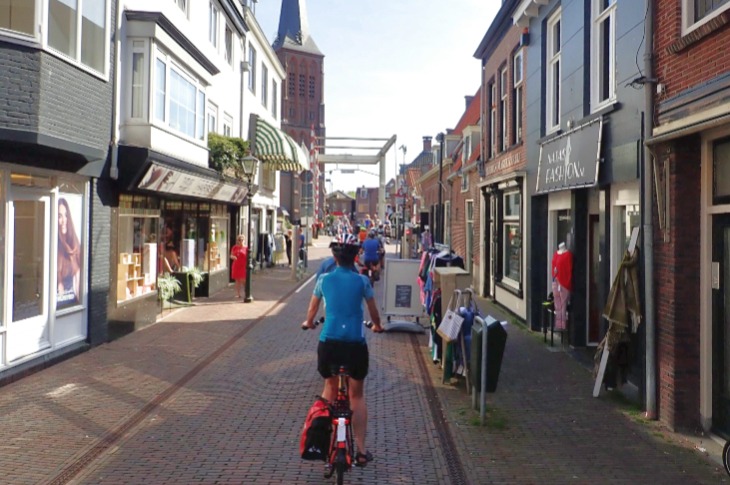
[300,397,332,461]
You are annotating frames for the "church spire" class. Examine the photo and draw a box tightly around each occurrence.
[273,0,322,55]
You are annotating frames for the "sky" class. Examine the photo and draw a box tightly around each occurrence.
[251,0,500,193]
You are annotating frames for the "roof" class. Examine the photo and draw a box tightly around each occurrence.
[272,0,323,56]
[450,87,482,172]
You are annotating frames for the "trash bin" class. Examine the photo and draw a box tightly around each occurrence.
[470,317,508,393]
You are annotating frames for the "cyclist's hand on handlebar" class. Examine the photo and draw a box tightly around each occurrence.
[301,320,315,330]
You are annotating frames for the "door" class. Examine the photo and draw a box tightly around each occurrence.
[712,214,730,438]
[6,192,51,361]
[588,215,600,344]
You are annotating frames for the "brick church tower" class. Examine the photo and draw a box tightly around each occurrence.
[273,0,326,224]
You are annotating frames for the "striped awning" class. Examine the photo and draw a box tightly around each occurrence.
[252,116,309,172]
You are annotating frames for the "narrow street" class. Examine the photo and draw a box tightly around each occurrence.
[0,240,725,484]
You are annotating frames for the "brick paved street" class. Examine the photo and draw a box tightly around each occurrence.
[0,237,726,484]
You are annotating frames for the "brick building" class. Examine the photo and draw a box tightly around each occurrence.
[648,0,730,434]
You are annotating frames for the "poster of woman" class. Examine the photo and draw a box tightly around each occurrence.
[57,195,82,309]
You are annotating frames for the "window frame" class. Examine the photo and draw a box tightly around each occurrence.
[546,8,562,134]
[272,79,278,118]
[248,44,257,93]
[44,0,111,79]
[591,0,616,111]
[224,24,233,66]
[501,188,522,289]
[207,102,218,134]
[490,81,497,159]
[0,0,40,41]
[209,1,219,49]
[128,39,149,121]
[223,112,232,137]
[683,0,730,35]
[261,63,269,107]
[174,0,188,16]
[500,66,509,151]
[513,48,524,144]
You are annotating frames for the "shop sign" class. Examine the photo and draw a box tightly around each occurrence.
[138,163,248,204]
[536,117,603,194]
[485,153,521,178]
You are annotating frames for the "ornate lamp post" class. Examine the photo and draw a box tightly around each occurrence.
[241,154,259,303]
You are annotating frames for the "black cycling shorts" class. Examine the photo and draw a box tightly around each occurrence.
[317,339,369,381]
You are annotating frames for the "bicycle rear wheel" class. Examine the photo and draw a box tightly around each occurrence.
[723,439,730,476]
[335,448,346,485]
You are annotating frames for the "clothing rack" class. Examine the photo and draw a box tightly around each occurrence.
[433,243,450,252]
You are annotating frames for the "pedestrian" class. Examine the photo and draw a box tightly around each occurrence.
[230,235,248,298]
[285,229,292,266]
[301,234,383,466]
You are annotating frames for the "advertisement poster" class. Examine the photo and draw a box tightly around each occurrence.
[57,194,83,310]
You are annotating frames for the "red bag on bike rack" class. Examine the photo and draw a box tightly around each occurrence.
[300,397,332,461]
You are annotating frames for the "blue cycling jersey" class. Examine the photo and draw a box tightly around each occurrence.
[314,267,374,343]
[361,238,381,263]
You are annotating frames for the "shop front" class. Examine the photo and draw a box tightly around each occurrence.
[0,164,91,370]
[109,146,249,334]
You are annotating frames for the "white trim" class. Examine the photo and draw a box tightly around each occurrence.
[682,0,730,36]
[546,7,562,134]
[590,0,617,112]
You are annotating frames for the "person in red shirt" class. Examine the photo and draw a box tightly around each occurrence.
[231,235,248,298]
[551,242,573,331]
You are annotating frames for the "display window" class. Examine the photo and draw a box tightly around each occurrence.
[117,194,160,302]
[502,189,522,287]
[208,205,228,272]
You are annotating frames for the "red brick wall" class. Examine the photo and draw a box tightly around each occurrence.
[654,1,730,100]
[653,137,702,430]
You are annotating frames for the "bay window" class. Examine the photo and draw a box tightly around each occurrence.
[0,1,35,36]
[154,51,206,141]
[48,0,108,75]
[130,41,147,119]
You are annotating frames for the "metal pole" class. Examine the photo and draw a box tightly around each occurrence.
[437,133,444,244]
[244,186,254,302]
[480,317,489,425]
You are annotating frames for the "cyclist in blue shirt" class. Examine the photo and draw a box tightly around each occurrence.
[302,233,382,466]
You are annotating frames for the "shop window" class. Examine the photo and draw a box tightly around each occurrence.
[0,0,35,37]
[208,205,229,272]
[48,0,108,75]
[117,195,159,302]
[713,137,730,202]
[556,208,572,249]
[161,201,228,274]
[502,190,521,286]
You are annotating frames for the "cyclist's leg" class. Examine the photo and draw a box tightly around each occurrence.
[321,376,337,401]
[348,378,367,454]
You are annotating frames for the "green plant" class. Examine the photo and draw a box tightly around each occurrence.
[208,133,250,179]
[157,273,182,305]
[183,266,205,289]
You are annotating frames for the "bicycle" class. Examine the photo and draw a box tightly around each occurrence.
[303,318,377,484]
[723,439,730,477]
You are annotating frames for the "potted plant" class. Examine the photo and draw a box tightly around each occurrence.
[157,273,182,312]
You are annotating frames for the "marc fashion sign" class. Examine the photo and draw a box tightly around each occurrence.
[536,117,603,194]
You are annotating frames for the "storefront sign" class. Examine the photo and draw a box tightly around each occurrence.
[485,153,521,178]
[138,163,248,204]
[536,117,603,194]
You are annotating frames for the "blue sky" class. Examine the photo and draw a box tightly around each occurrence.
[251,0,499,192]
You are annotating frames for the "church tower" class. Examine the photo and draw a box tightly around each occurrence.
[274,0,325,224]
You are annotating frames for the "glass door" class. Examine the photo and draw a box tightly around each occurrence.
[712,214,730,438]
[6,192,51,361]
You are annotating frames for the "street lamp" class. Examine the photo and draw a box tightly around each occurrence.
[241,154,259,303]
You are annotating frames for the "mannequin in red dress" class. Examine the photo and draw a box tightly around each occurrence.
[231,235,248,298]
[551,242,573,331]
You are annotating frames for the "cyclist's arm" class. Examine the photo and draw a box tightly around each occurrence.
[301,294,321,329]
[365,297,383,332]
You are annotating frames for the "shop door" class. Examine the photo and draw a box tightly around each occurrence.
[6,192,51,362]
[588,215,600,344]
[713,214,730,438]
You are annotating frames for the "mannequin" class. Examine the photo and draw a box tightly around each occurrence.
[551,242,573,331]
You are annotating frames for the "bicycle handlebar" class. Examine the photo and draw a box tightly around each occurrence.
[302,317,380,331]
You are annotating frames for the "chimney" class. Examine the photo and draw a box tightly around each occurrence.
[422,136,432,152]
[465,95,474,110]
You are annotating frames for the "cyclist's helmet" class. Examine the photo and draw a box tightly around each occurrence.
[330,233,360,257]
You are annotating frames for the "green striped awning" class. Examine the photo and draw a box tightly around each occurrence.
[253,116,309,172]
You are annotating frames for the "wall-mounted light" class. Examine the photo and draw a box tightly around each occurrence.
[520,27,530,47]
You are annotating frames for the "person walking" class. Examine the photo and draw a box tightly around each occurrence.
[230,235,248,298]
[285,229,293,266]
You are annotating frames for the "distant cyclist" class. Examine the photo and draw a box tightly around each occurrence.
[301,233,383,467]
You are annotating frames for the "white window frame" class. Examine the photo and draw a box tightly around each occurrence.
[0,0,41,42]
[500,66,509,151]
[272,79,278,118]
[465,199,474,274]
[513,48,524,144]
[683,0,730,35]
[207,102,218,134]
[546,8,562,134]
[44,0,111,79]
[261,64,269,108]
[461,171,469,192]
[224,24,233,66]
[591,0,616,111]
[502,189,522,288]
[248,44,257,93]
[223,112,232,137]
[128,39,148,121]
[490,82,497,158]
[153,49,207,142]
[174,0,188,16]
[209,1,219,49]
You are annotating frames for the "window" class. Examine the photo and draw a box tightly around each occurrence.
[309,75,315,99]
[224,25,233,65]
[0,1,35,36]
[513,49,523,144]
[466,200,474,275]
[223,113,232,137]
[248,44,257,93]
[272,79,278,118]
[444,200,451,247]
[117,194,160,303]
[490,82,497,158]
[207,103,217,134]
[154,52,206,141]
[262,166,276,191]
[502,190,521,285]
[48,0,108,74]
[130,41,146,119]
[299,74,305,97]
[464,135,472,161]
[174,0,187,14]
[287,72,295,98]
[684,0,730,33]
[546,8,561,133]
[500,67,508,151]
[461,172,469,192]
[592,0,616,109]
[261,64,268,107]
[209,2,218,48]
